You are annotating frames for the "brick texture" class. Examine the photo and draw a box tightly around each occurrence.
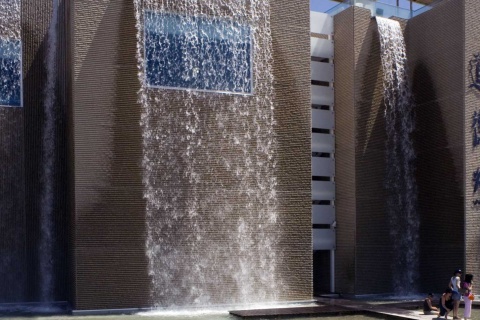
[72,0,311,310]
[334,7,357,294]
[465,0,480,281]
[0,0,70,303]
[407,0,465,293]
[335,6,393,295]
[335,2,466,295]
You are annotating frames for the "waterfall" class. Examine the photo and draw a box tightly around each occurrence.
[376,17,419,295]
[39,0,59,302]
[134,0,281,307]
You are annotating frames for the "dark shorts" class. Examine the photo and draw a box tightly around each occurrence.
[439,304,448,316]
[452,291,461,301]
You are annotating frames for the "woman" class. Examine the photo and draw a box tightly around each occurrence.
[463,274,474,320]
[423,292,438,315]
[438,288,453,319]
[449,269,462,319]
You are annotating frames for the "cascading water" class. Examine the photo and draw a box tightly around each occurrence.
[39,0,59,302]
[134,0,281,307]
[376,17,419,295]
[0,0,25,302]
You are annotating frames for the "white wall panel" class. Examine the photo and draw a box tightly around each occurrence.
[312,132,334,153]
[310,12,333,35]
[312,181,335,200]
[311,10,335,254]
[312,205,335,224]
[311,61,334,82]
[312,157,335,177]
[313,229,336,250]
[312,85,334,106]
[311,37,334,59]
[312,108,334,130]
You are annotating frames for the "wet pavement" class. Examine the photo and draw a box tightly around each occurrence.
[1,298,479,320]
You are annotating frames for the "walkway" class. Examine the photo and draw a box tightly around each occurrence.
[230,297,463,319]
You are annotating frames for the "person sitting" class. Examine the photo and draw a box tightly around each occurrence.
[423,293,438,315]
[438,288,453,319]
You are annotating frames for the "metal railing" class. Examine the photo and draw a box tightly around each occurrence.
[321,0,433,19]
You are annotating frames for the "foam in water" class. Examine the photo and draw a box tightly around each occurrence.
[376,17,419,295]
[134,0,281,307]
[39,0,59,302]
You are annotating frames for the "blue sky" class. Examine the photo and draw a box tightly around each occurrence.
[310,0,425,12]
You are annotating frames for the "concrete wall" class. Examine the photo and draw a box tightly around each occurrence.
[71,0,311,310]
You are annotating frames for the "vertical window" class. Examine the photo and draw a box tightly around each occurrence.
[0,38,21,107]
[144,11,252,94]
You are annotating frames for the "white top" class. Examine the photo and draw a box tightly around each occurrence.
[451,276,460,292]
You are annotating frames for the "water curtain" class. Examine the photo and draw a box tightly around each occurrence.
[39,0,59,302]
[377,17,419,295]
[133,0,281,306]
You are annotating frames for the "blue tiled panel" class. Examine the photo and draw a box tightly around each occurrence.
[144,12,252,94]
[0,38,21,107]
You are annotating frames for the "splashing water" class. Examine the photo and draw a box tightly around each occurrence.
[39,0,59,302]
[134,0,281,307]
[376,17,419,295]
[0,0,20,39]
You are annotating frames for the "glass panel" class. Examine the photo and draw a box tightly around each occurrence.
[310,0,344,13]
[375,2,412,19]
[325,0,417,19]
[0,38,21,107]
[144,11,252,94]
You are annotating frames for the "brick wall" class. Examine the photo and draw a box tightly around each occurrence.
[334,7,357,294]
[465,0,480,281]
[0,0,25,303]
[0,0,70,303]
[335,2,466,295]
[72,0,311,310]
[72,0,149,309]
[335,7,393,295]
[353,10,394,295]
[407,0,465,293]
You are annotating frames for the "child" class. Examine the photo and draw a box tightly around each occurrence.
[463,274,474,320]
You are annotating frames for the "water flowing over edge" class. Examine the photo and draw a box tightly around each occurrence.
[376,17,419,295]
[133,0,282,307]
[39,0,59,302]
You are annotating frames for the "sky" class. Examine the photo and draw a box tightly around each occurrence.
[310,0,425,13]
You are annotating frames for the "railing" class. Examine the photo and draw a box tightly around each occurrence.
[320,0,432,19]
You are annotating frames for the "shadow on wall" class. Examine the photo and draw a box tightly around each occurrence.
[22,0,70,303]
[354,17,393,295]
[411,62,464,294]
[0,0,69,303]
[73,0,149,310]
[0,108,25,303]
